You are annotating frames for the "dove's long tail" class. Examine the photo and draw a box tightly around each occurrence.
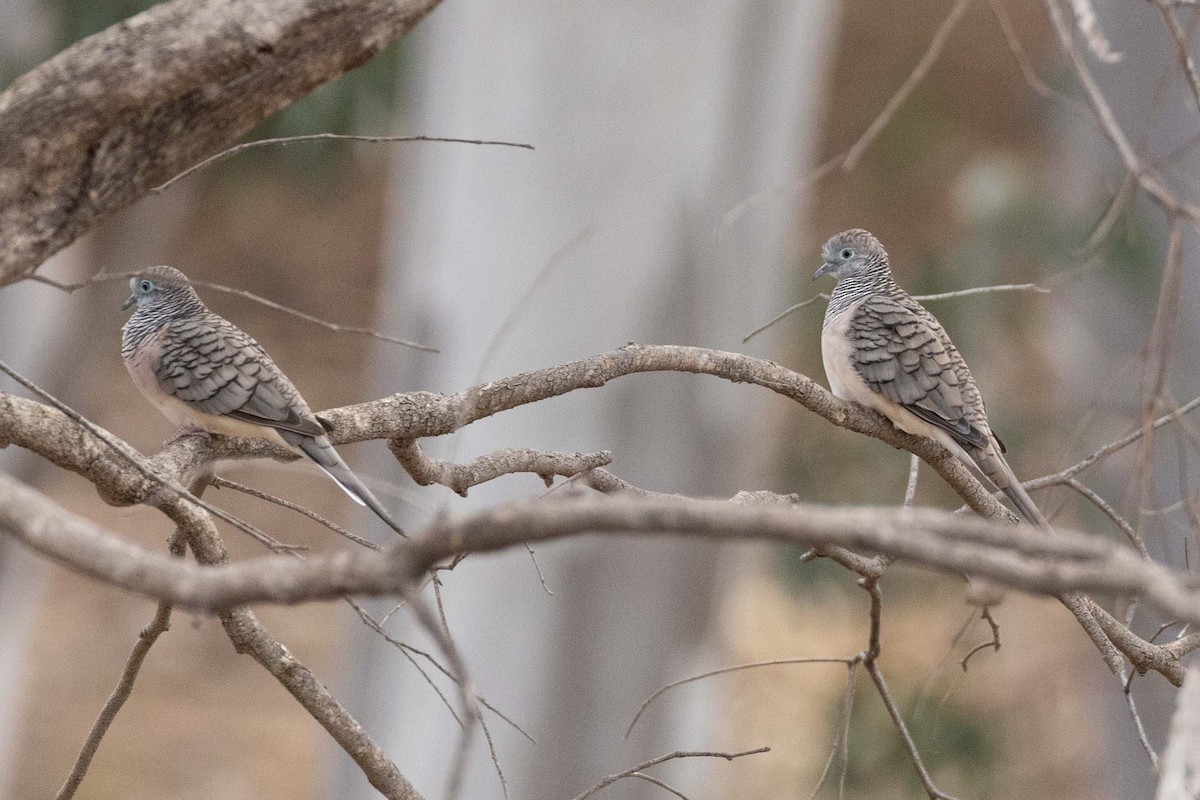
[1001,473,1049,530]
[285,432,407,537]
[972,444,1049,530]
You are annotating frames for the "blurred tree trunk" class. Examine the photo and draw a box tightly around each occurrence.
[0,1,74,792]
[332,3,838,798]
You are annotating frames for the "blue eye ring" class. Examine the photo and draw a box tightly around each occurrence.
[139,279,153,293]
[840,248,853,259]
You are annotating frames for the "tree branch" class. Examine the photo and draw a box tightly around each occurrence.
[0,0,443,286]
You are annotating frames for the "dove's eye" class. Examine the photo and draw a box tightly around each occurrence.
[840,249,854,259]
[139,280,154,293]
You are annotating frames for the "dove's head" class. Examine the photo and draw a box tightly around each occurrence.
[813,229,890,282]
[122,265,202,314]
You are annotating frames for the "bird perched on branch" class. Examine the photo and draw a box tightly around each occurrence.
[121,265,405,536]
[814,229,1046,528]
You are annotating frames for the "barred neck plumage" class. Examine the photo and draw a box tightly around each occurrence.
[121,298,206,359]
[823,257,900,326]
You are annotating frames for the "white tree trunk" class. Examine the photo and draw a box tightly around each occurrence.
[332,3,838,798]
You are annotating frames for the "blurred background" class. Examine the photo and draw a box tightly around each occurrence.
[0,0,1195,798]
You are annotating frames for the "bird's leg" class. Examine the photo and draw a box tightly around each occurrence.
[165,424,213,446]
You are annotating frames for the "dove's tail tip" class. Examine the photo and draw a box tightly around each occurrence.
[316,462,408,537]
[1003,481,1050,530]
[297,437,407,537]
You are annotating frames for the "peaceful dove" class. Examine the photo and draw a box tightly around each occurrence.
[121,265,405,537]
[815,229,1047,528]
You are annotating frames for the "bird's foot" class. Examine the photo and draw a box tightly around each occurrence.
[166,425,213,446]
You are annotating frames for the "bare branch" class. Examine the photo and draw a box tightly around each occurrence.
[1042,0,1200,224]
[742,294,828,343]
[172,482,422,800]
[843,0,975,171]
[571,748,770,800]
[911,283,1049,302]
[1125,673,1160,769]
[743,284,1045,344]
[1,342,1194,688]
[0,0,444,287]
[54,531,186,800]
[11,472,1200,687]
[391,440,613,496]
[153,134,534,194]
[866,659,961,800]
[959,607,1002,672]
[625,657,852,739]
[1068,0,1123,63]
[1064,478,1147,557]
[629,772,690,800]
[1025,394,1200,491]
[986,0,1090,113]
[29,271,438,353]
[211,475,380,550]
[1151,0,1200,112]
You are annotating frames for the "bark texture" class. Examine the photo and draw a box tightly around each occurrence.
[0,0,441,287]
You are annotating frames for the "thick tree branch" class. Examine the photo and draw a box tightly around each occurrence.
[2,344,1193,685]
[0,0,442,286]
[8,473,1200,651]
[162,481,422,800]
[0,345,1012,518]
[391,440,614,496]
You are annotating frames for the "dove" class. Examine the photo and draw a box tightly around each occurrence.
[121,265,405,536]
[815,229,1046,528]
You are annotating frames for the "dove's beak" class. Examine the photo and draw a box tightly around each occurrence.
[813,262,835,281]
[121,294,137,311]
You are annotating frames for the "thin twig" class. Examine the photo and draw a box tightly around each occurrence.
[1076,173,1138,258]
[54,532,186,800]
[986,0,1089,113]
[211,475,380,550]
[345,597,465,728]
[843,0,975,171]
[191,277,439,354]
[719,0,974,235]
[524,542,554,595]
[27,271,438,354]
[478,713,510,800]
[960,607,1002,672]
[152,134,534,194]
[1064,478,1148,558]
[625,657,852,739]
[805,660,861,800]
[1152,0,1200,112]
[837,661,860,800]
[743,283,1045,344]
[1043,0,1200,224]
[866,661,962,800]
[1024,394,1200,491]
[351,600,536,743]
[571,748,770,800]
[859,577,961,800]
[912,283,1050,302]
[629,772,690,800]
[742,295,827,343]
[1124,669,1160,769]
